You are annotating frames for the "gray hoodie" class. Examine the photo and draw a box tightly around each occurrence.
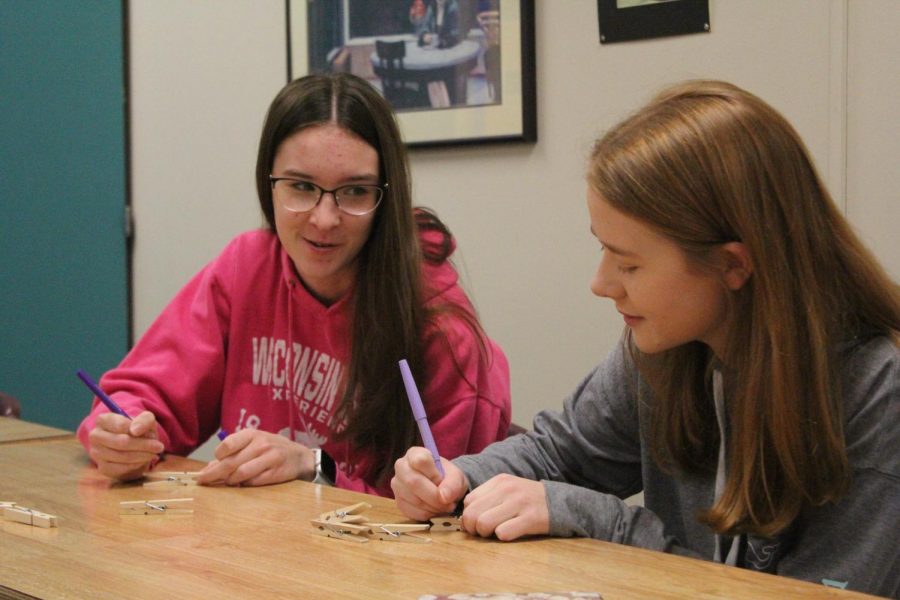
[455,336,899,598]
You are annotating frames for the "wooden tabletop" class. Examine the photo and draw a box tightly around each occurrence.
[0,437,878,599]
[0,417,73,444]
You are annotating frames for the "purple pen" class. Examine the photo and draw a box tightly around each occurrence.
[399,359,445,477]
[76,369,131,419]
[217,429,229,441]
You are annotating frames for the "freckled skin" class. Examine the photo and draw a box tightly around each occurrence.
[587,189,731,357]
[271,124,380,304]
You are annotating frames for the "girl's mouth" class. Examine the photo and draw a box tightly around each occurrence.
[620,312,644,327]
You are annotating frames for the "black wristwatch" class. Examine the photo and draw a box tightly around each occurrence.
[311,448,336,486]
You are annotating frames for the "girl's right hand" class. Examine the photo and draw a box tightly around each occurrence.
[391,446,467,521]
[87,411,164,481]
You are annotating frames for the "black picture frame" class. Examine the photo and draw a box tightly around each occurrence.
[286,0,536,148]
[597,0,709,44]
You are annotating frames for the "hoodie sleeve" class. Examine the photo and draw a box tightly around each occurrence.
[76,240,237,457]
[453,341,689,554]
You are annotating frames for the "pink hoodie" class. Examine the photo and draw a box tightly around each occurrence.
[77,228,511,496]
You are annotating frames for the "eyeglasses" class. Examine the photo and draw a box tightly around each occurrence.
[269,176,386,216]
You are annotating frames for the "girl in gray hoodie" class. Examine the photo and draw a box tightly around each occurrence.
[392,80,899,597]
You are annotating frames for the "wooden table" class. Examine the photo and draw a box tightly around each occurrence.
[0,438,878,599]
[0,417,73,444]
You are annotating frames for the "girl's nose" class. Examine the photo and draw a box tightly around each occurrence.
[309,192,341,229]
[590,253,624,300]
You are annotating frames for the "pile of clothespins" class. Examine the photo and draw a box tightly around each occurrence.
[1,501,58,528]
[311,501,461,544]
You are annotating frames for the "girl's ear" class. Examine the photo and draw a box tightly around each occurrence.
[719,242,753,291]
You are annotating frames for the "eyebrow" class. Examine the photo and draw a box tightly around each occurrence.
[278,168,379,183]
[603,243,639,258]
[590,227,639,258]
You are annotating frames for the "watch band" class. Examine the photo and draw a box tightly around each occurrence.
[311,448,334,486]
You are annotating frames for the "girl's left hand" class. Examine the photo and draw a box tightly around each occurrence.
[195,429,313,486]
[461,473,550,541]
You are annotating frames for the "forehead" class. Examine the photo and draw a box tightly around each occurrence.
[586,187,678,255]
[587,188,640,235]
[274,124,379,171]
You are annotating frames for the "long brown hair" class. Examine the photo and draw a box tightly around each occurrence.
[588,80,900,537]
[256,73,486,484]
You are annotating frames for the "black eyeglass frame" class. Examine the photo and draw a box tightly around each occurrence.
[269,175,388,216]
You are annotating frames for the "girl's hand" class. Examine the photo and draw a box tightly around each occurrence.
[461,474,550,541]
[195,429,312,487]
[87,410,164,481]
[391,446,466,521]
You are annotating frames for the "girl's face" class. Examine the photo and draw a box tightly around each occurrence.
[271,124,379,304]
[587,188,733,358]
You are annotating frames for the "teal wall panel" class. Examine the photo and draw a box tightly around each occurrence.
[0,1,128,430]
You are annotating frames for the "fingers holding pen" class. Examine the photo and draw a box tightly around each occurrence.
[391,447,465,520]
[195,429,307,486]
[128,410,160,439]
[90,412,164,454]
[195,429,252,485]
[88,412,163,480]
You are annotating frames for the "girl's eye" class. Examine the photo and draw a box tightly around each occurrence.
[341,185,367,197]
[291,180,317,192]
[618,265,638,274]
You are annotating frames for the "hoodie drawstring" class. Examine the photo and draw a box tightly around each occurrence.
[712,369,741,566]
[287,280,296,443]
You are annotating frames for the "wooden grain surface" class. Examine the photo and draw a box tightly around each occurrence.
[0,418,73,445]
[0,430,880,599]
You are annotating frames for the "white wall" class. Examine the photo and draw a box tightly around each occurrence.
[131,0,899,435]
[129,0,284,326]
[846,0,900,281]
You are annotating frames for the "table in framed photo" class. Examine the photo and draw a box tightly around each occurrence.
[287,0,536,147]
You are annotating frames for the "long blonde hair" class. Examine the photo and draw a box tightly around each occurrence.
[588,80,900,537]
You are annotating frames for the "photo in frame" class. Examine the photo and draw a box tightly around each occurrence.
[287,0,536,147]
[597,0,710,44]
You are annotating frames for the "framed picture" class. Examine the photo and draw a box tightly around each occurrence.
[597,0,709,44]
[287,0,536,148]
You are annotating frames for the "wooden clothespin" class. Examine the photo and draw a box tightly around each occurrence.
[310,519,371,543]
[318,501,372,523]
[364,522,431,543]
[2,501,59,528]
[429,515,462,532]
[120,498,194,515]
[143,471,201,487]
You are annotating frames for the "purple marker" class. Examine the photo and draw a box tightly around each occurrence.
[217,429,229,441]
[399,359,444,477]
[76,369,131,419]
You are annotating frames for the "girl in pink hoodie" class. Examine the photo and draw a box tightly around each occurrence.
[78,73,511,496]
